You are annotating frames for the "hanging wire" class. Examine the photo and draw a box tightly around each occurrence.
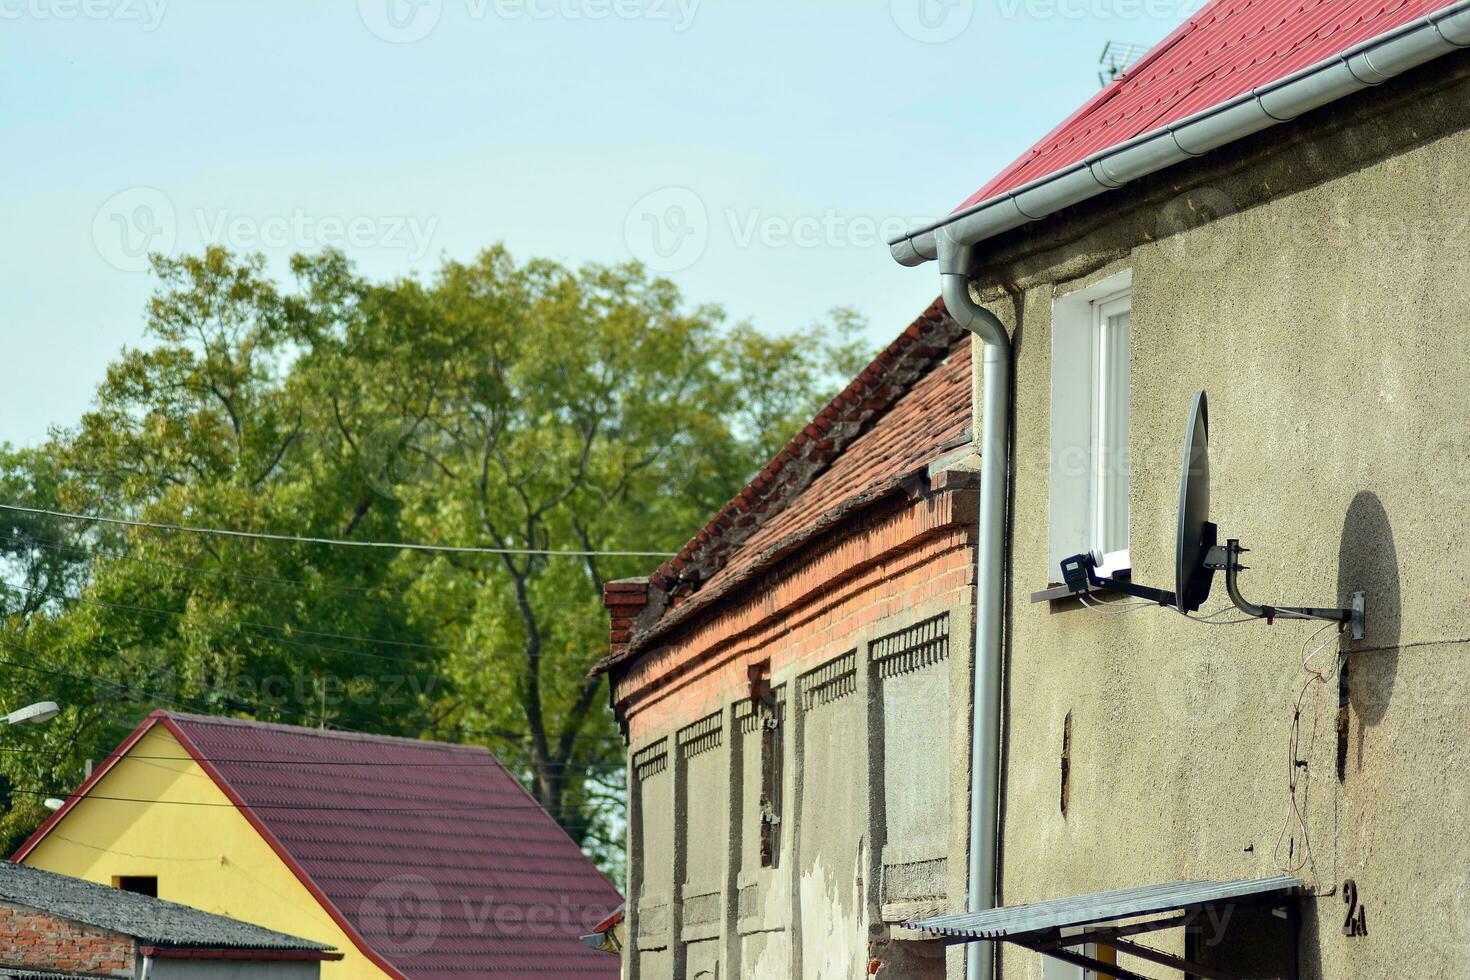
[1274,621,1343,876]
[1076,594,1154,616]
[0,503,674,558]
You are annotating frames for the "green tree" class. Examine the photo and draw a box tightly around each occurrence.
[0,246,870,873]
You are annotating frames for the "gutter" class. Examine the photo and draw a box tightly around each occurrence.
[937,235,1009,980]
[138,947,345,962]
[889,0,1470,266]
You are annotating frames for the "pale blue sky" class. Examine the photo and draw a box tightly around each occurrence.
[1,0,1189,447]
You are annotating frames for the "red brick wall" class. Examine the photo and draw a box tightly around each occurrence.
[0,902,134,976]
[615,486,976,740]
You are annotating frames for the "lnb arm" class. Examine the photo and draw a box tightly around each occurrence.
[1059,552,1177,607]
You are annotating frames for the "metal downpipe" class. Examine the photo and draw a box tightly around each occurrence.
[938,233,1009,980]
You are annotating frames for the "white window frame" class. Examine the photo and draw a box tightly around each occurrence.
[1048,270,1132,580]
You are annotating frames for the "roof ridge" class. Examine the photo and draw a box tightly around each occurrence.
[156,711,490,753]
[593,300,971,676]
[642,296,960,604]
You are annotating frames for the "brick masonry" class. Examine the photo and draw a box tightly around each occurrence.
[0,902,134,977]
[615,486,977,741]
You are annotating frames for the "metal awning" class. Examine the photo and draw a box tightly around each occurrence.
[910,876,1304,980]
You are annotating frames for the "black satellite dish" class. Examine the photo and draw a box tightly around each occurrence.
[1175,392,1215,613]
[1059,389,1366,639]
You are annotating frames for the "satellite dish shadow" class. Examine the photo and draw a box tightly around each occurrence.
[1337,490,1400,727]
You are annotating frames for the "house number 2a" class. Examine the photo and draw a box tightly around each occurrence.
[1342,879,1368,938]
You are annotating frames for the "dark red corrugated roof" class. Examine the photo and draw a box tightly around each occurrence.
[19,712,620,980]
[960,0,1453,210]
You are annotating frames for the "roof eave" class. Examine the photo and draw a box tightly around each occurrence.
[889,0,1470,267]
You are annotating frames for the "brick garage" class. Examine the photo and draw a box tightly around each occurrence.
[0,904,131,976]
[0,860,339,980]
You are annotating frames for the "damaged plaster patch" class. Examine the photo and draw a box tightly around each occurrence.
[800,851,862,979]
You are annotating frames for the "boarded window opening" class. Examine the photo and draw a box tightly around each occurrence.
[746,662,784,868]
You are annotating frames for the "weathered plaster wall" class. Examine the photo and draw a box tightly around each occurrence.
[977,51,1470,980]
[616,484,978,979]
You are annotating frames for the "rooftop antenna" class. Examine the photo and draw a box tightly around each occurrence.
[1059,390,1367,639]
[1099,41,1147,87]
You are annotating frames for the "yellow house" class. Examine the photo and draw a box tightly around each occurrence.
[15,710,622,980]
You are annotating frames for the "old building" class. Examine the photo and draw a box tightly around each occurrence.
[594,303,980,978]
[15,711,622,980]
[881,0,1470,977]
[604,0,1470,977]
[0,859,339,978]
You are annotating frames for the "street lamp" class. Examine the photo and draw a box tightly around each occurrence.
[2,701,60,726]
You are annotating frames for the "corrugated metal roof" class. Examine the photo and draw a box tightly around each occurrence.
[912,876,1304,939]
[159,712,623,979]
[0,860,331,951]
[960,0,1458,211]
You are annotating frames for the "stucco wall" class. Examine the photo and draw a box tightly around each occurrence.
[617,485,978,979]
[977,51,1470,980]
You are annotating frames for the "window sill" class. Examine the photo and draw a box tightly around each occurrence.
[1032,583,1090,603]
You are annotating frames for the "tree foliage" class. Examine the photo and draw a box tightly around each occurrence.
[0,246,868,876]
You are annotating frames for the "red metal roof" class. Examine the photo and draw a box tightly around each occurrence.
[960,0,1454,210]
[18,712,621,980]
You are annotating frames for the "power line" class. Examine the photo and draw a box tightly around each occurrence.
[0,747,620,770]
[6,532,608,611]
[0,632,626,746]
[0,580,462,659]
[5,786,596,816]
[0,580,597,669]
[0,503,674,559]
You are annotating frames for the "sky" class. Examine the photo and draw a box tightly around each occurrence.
[0,0,1190,448]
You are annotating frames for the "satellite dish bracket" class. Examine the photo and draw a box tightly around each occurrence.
[1217,538,1366,640]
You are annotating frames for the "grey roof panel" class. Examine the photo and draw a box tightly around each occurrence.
[0,861,332,951]
[912,876,1304,939]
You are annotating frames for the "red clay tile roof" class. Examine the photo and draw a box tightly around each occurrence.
[17,712,621,980]
[594,298,972,674]
[960,0,1457,210]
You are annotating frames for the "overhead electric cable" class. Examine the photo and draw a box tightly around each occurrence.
[0,503,674,558]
